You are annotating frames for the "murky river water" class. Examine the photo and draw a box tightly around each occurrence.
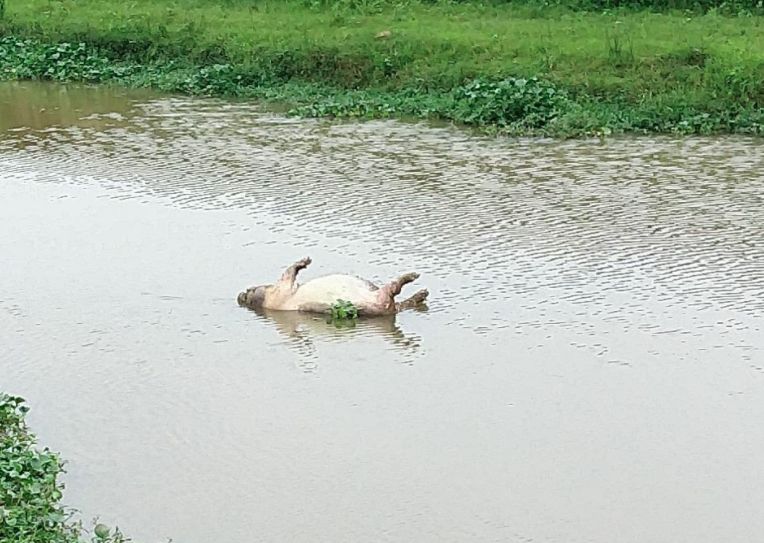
[1,81,763,543]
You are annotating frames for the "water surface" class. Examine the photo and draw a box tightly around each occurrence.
[1,81,763,543]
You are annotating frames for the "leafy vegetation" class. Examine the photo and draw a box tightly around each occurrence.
[0,0,762,136]
[0,394,129,543]
[510,0,763,13]
[330,299,360,320]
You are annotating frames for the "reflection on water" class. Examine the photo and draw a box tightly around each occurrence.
[1,81,763,543]
[251,306,424,365]
[0,81,153,131]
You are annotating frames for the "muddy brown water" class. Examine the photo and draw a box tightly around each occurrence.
[1,81,763,543]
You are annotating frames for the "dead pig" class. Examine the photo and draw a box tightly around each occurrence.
[237,257,428,316]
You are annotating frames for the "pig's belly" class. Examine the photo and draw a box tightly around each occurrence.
[286,275,379,309]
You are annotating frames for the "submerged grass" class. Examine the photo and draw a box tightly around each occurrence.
[0,0,763,136]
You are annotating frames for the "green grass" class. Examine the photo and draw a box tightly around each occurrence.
[0,394,129,543]
[1,0,763,136]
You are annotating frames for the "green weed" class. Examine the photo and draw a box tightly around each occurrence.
[0,39,132,81]
[330,299,359,320]
[605,21,634,66]
[450,76,569,127]
[0,394,130,543]
[509,0,763,14]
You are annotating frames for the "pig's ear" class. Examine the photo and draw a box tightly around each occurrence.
[253,286,268,306]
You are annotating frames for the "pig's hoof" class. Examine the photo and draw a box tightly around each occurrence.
[409,288,428,304]
[400,272,420,283]
[397,288,429,311]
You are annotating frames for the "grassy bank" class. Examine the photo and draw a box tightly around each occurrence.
[0,394,128,543]
[1,0,763,136]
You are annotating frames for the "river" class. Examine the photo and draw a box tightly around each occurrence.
[1,81,763,543]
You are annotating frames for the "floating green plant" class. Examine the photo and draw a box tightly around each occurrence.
[330,299,359,320]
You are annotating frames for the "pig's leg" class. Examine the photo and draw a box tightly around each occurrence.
[376,272,419,312]
[396,289,429,311]
[384,272,419,296]
[278,257,312,286]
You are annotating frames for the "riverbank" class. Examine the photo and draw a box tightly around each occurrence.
[0,394,127,543]
[1,0,763,136]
